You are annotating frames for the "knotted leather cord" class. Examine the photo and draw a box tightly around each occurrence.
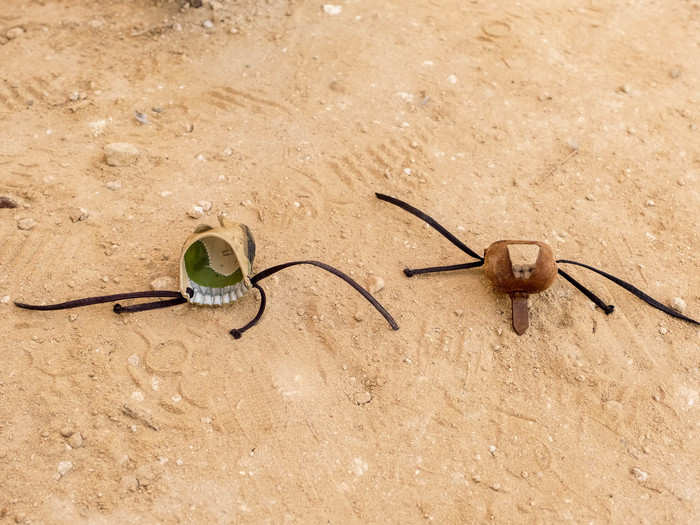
[557,260,698,325]
[15,260,398,340]
[240,260,399,333]
[557,268,614,314]
[15,290,184,311]
[375,193,483,261]
[230,283,266,339]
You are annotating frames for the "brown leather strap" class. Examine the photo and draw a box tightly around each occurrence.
[510,292,529,335]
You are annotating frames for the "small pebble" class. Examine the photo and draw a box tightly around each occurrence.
[671,297,687,314]
[120,475,139,492]
[630,467,648,482]
[135,464,157,486]
[0,296,10,304]
[69,208,89,223]
[106,181,122,191]
[202,19,214,29]
[150,276,176,291]
[60,427,74,438]
[367,275,385,294]
[619,83,632,94]
[645,199,655,207]
[447,74,458,84]
[669,68,681,79]
[68,433,83,449]
[187,205,205,219]
[353,311,364,322]
[198,200,213,212]
[322,4,342,15]
[127,354,140,366]
[658,326,668,335]
[0,196,18,208]
[131,391,145,402]
[57,461,73,477]
[134,111,149,125]
[17,218,37,230]
[104,143,140,167]
[88,119,109,136]
[69,313,78,322]
[6,27,24,40]
[353,391,372,405]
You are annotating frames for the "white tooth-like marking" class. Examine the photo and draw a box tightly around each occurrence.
[236,283,245,299]
[203,295,213,306]
[214,295,222,306]
[222,293,231,304]
[192,292,203,304]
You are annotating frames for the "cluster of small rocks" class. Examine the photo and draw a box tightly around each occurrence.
[187,200,212,219]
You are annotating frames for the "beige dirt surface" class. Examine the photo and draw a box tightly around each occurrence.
[1,0,699,523]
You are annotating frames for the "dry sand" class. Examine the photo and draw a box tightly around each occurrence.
[1,0,699,523]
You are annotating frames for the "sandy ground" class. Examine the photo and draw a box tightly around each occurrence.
[1,0,699,523]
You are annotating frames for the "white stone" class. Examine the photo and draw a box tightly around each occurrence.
[323,5,342,15]
[88,119,109,136]
[353,391,372,405]
[187,205,205,219]
[671,297,687,314]
[368,275,385,294]
[57,461,73,477]
[104,143,140,167]
[106,180,122,191]
[6,27,24,40]
[630,467,648,482]
[131,391,144,402]
[198,200,213,211]
[68,433,83,448]
[69,208,89,223]
[447,74,458,84]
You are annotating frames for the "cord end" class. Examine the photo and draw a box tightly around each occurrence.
[403,268,415,278]
[230,329,242,340]
[113,303,124,314]
[603,304,615,315]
